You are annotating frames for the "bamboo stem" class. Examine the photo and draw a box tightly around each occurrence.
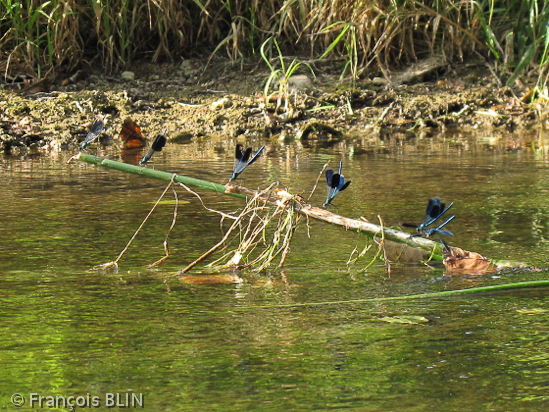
[75,153,245,199]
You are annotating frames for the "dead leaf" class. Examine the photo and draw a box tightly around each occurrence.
[443,245,497,275]
[516,308,548,315]
[178,274,242,285]
[19,77,49,94]
[379,315,429,325]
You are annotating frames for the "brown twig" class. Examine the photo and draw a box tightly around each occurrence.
[177,206,254,275]
[176,182,238,221]
[178,184,277,274]
[377,215,391,276]
[148,182,179,268]
[307,162,330,202]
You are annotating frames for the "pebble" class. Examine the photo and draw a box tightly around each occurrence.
[121,71,135,81]
[288,74,313,90]
[211,97,231,109]
[372,77,389,85]
[272,74,313,91]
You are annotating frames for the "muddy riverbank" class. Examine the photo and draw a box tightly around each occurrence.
[0,58,545,153]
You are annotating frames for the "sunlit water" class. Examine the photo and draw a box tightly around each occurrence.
[1,130,549,411]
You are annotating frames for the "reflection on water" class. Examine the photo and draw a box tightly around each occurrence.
[1,129,549,411]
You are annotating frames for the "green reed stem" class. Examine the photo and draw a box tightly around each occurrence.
[237,279,549,309]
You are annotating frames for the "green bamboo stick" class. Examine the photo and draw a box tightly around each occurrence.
[76,153,246,199]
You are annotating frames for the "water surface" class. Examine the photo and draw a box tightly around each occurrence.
[1,130,549,411]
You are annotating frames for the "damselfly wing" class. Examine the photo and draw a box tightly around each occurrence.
[323,161,351,206]
[80,117,104,150]
[140,129,167,165]
[229,144,265,182]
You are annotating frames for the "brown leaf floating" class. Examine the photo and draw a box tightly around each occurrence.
[443,244,497,275]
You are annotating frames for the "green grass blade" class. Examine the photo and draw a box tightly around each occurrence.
[320,24,350,59]
[507,43,536,86]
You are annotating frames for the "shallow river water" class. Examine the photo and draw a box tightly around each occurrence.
[1,130,549,411]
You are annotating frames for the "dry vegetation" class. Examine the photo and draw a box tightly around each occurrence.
[1,1,548,87]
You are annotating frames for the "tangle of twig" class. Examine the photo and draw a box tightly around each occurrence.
[177,183,278,274]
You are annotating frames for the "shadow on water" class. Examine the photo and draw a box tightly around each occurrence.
[1,129,549,411]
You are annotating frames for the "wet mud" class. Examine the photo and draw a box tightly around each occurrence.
[0,58,544,153]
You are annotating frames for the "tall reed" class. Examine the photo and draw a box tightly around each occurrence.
[0,0,547,85]
[0,0,82,78]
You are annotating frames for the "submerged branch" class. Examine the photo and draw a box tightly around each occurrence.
[75,153,520,269]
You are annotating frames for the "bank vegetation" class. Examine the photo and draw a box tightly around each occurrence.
[1,0,548,89]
